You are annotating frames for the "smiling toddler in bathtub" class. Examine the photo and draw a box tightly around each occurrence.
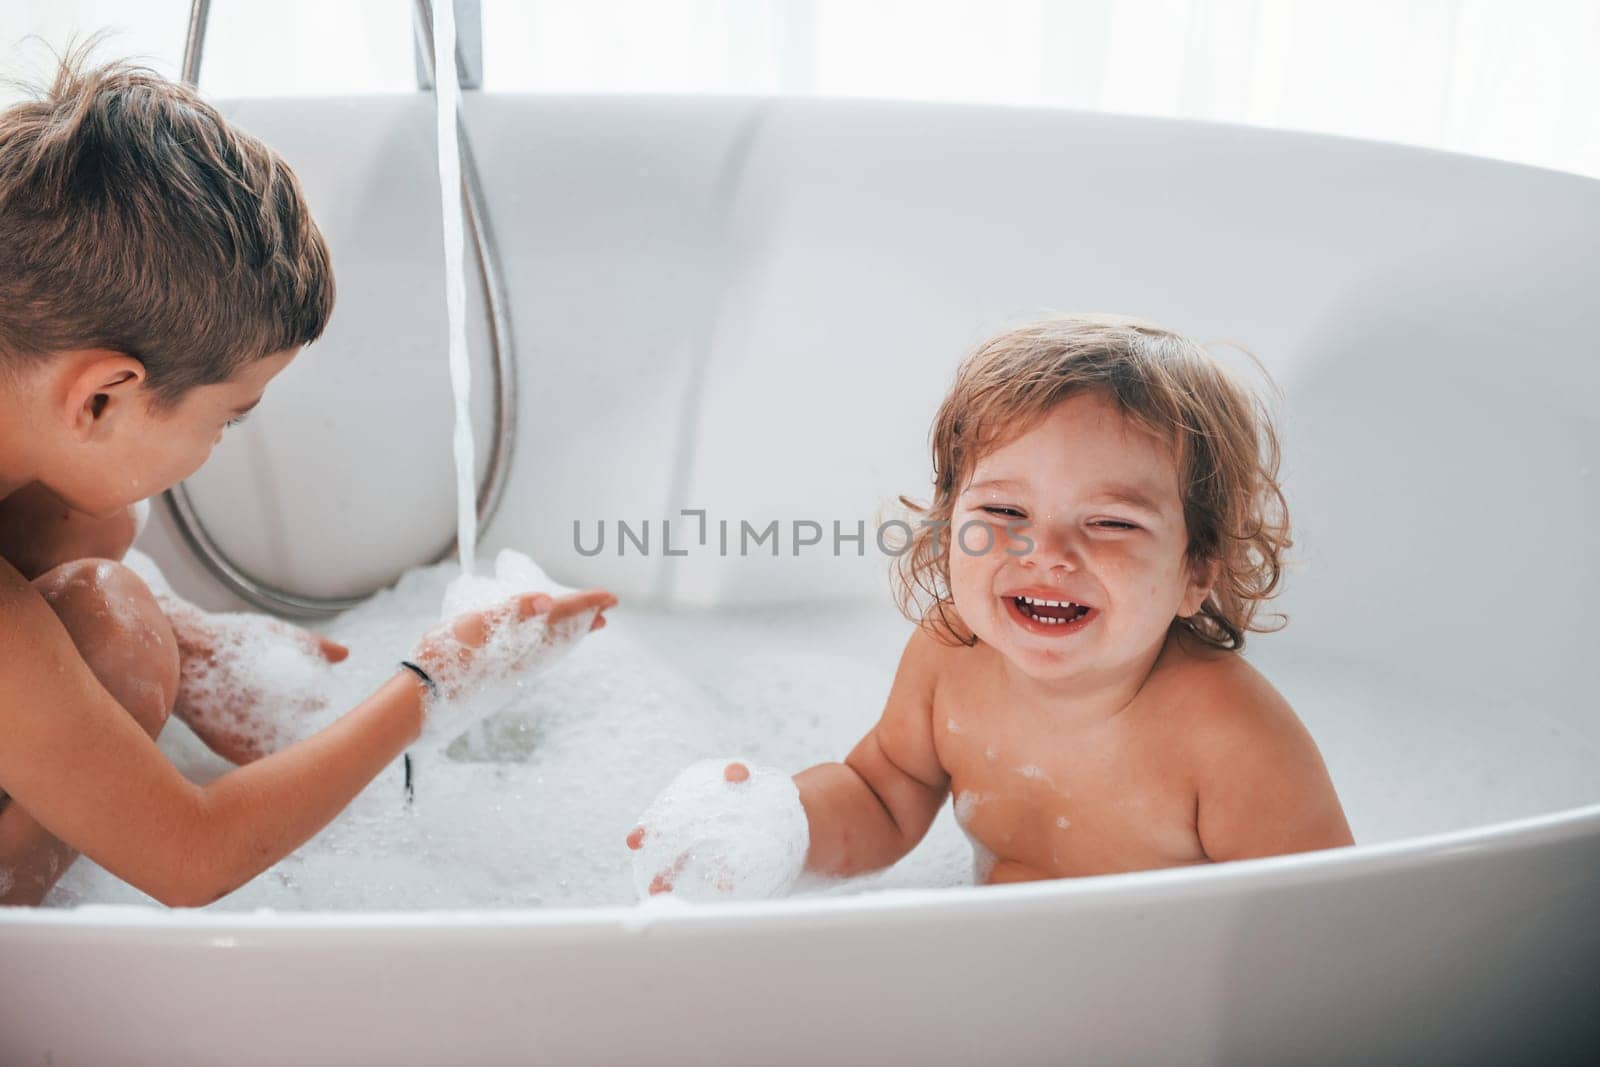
[0,53,615,906]
[629,314,1353,897]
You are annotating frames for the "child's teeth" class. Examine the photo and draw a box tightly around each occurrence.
[1013,595,1092,626]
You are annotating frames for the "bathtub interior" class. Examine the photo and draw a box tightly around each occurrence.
[88,93,1600,910]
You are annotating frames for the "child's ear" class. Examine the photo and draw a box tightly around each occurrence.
[1180,555,1221,618]
[62,351,146,441]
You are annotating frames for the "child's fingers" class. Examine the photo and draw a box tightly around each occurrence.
[547,589,618,625]
[647,853,689,895]
[625,826,645,850]
[448,611,492,648]
[510,592,555,621]
[281,622,347,664]
[439,591,612,654]
[495,590,617,625]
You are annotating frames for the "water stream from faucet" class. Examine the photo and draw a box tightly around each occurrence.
[430,0,477,577]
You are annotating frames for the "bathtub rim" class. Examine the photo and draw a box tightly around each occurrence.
[4,799,1595,935]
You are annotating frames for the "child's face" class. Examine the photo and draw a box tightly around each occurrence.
[947,391,1214,689]
[46,348,299,516]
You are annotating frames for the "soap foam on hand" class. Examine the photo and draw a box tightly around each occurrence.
[171,610,341,755]
[413,548,599,750]
[630,758,810,902]
[123,548,341,757]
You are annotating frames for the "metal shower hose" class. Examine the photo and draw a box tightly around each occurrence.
[167,0,516,618]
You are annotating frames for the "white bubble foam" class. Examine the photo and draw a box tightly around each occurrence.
[49,553,975,911]
[158,598,343,758]
[1017,764,1055,788]
[629,759,809,902]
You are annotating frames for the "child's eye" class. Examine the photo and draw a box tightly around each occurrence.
[224,414,249,429]
[1092,520,1138,530]
[982,505,1025,518]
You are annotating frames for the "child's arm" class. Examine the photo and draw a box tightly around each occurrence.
[794,624,951,877]
[1188,673,1354,862]
[628,625,950,897]
[0,570,611,906]
[156,590,350,765]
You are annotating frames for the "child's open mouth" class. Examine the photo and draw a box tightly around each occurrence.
[1005,594,1096,636]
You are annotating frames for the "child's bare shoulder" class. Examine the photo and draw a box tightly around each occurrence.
[876,622,967,733]
[1164,639,1312,748]
[900,617,984,694]
[1153,632,1351,856]
[1149,633,1313,762]
[1161,631,1287,707]
[908,617,961,662]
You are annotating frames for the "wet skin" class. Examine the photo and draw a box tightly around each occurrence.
[934,625,1278,880]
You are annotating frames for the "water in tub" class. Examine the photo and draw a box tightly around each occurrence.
[52,543,1594,912]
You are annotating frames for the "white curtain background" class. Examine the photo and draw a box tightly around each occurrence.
[2,0,1597,179]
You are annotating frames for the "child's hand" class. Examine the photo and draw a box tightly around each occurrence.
[166,606,350,764]
[116,548,347,763]
[407,587,615,748]
[625,759,810,902]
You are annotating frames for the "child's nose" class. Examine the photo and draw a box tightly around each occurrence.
[1020,522,1086,571]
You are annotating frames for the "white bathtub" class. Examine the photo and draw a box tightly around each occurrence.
[1,94,1596,1064]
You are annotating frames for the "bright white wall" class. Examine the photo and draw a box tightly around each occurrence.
[2,0,1597,178]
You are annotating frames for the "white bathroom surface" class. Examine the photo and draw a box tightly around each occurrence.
[7,89,1598,1064]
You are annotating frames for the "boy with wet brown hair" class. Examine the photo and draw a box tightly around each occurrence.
[0,53,614,906]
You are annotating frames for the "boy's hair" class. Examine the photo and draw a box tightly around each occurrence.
[0,46,333,409]
[894,313,1291,652]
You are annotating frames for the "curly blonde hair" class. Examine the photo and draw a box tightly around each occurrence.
[893,313,1291,652]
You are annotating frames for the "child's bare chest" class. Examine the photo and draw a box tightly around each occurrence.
[932,668,1208,880]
